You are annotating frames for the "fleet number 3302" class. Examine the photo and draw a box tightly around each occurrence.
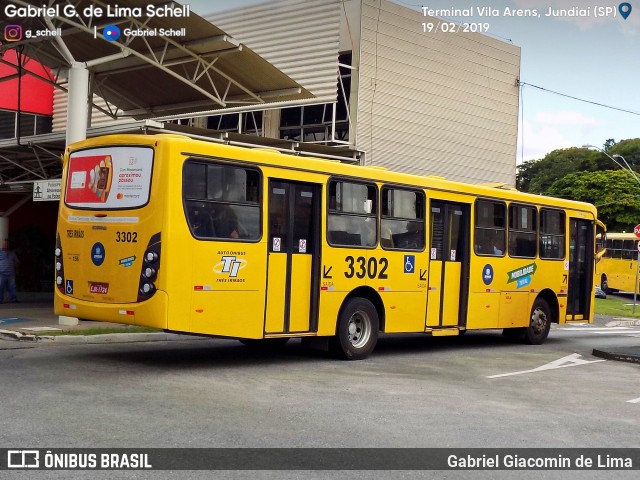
[115,232,138,243]
[344,256,388,279]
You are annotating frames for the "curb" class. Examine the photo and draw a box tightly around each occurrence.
[0,331,207,345]
[0,329,38,342]
[606,319,640,327]
[592,348,640,365]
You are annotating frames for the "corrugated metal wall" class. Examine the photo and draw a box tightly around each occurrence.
[356,0,520,185]
[53,0,341,132]
[52,87,132,133]
[209,0,341,104]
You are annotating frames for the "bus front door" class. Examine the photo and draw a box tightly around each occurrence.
[567,219,594,320]
[426,201,470,329]
[265,180,321,334]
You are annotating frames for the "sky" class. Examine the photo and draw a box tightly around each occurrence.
[189,0,640,163]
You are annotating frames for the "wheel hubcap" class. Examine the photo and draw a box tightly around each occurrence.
[530,307,547,335]
[347,311,371,348]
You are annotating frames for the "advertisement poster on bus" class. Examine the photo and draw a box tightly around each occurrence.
[65,147,154,209]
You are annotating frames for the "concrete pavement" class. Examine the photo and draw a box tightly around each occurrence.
[0,291,202,344]
[1,292,640,362]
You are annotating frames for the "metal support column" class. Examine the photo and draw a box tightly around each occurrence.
[65,64,90,145]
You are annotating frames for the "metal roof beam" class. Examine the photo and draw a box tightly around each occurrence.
[31,146,47,178]
[226,87,304,103]
[183,34,239,49]
[0,73,23,83]
[51,14,229,108]
[0,153,47,180]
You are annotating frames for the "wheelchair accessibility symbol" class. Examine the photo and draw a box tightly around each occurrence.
[404,255,415,273]
[65,280,74,295]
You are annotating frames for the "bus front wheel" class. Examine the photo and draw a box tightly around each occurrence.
[330,297,379,360]
[601,275,611,294]
[524,298,551,345]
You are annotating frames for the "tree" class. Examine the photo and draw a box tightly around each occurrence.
[517,138,640,230]
[545,170,640,231]
[516,147,599,193]
[608,138,640,172]
[603,138,616,151]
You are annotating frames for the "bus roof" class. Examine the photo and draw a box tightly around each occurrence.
[601,232,637,239]
[67,133,598,216]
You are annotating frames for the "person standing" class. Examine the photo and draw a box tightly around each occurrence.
[0,240,19,303]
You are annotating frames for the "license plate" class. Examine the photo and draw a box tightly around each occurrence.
[89,282,109,294]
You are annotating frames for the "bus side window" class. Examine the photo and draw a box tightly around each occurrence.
[327,180,377,248]
[183,161,261,242]
[612,239,623,259]
[380,187,425,251]
[539,209,565,259]
[474,200,506,256]
[508,204,537,258]
[622,240,634,260]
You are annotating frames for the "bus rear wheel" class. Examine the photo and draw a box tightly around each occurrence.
[524,298,551,345]
[330,297,379,360]
[601,275,611,294]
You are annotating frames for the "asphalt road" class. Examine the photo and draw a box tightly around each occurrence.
[1,322,639,480]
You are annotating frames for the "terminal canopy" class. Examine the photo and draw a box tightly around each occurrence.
[0,0,312,118]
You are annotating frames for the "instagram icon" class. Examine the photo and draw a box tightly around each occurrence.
[4,25,23,42]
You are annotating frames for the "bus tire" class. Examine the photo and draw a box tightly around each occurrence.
[330,297,379,360]
[239,338,290,349]
[524,298,551,345]
[601,275,611,294]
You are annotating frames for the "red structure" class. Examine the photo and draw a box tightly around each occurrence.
[0,50,54,115]
[0,50,56,291]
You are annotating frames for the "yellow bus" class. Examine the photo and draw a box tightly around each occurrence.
[596,232,639,294]
[55,133,599,359]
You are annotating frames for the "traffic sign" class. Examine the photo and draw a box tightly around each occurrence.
[634,224,640,238]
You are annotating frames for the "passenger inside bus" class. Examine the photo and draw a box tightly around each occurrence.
[392,222,423,250]
[476,230,504,255]
[213,205,240,239]
[187,204,215,238]
[491,231,504,255]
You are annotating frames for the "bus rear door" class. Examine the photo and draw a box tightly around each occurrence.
[265,180,321,334]
[426,201,471,330]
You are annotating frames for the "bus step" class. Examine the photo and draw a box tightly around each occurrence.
[427,328,462,336]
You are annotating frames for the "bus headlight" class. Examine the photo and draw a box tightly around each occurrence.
[56,262,62,271]
[56,276,63,286]
[141,283,155,294]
